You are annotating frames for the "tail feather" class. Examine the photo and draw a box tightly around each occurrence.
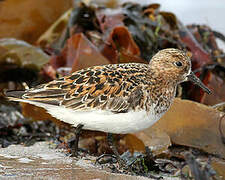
[6,90,26,98]
[6,90,60,106]
[5,90,27,102]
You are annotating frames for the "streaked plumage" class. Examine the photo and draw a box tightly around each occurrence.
[7,48,211,134]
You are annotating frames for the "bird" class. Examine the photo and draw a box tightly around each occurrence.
[6,48,211,162]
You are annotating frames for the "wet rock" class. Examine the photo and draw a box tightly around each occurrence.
[0,142,178,180]
[150,98,225,158]
[0,104,27,129]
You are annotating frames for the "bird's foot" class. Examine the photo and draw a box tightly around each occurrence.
[95,154,118,164]
[68,124,84,157]
[95,151,142,171]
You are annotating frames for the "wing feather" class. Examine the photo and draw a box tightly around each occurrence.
[7,63,148,113]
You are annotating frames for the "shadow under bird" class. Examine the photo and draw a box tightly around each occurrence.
[6,48,211,164]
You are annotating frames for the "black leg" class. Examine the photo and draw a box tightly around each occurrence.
[107,133,125,166]
[71,124,84,157]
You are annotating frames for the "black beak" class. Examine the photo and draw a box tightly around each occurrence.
[187,72,211,94]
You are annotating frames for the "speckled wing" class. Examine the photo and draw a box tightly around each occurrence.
[11,63,148,113]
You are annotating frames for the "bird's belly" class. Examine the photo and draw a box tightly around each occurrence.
[81,110,163,134]
[13,99,163,134]
[46,106,163,134]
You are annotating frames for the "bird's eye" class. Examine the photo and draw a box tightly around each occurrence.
[174,61,183,67]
